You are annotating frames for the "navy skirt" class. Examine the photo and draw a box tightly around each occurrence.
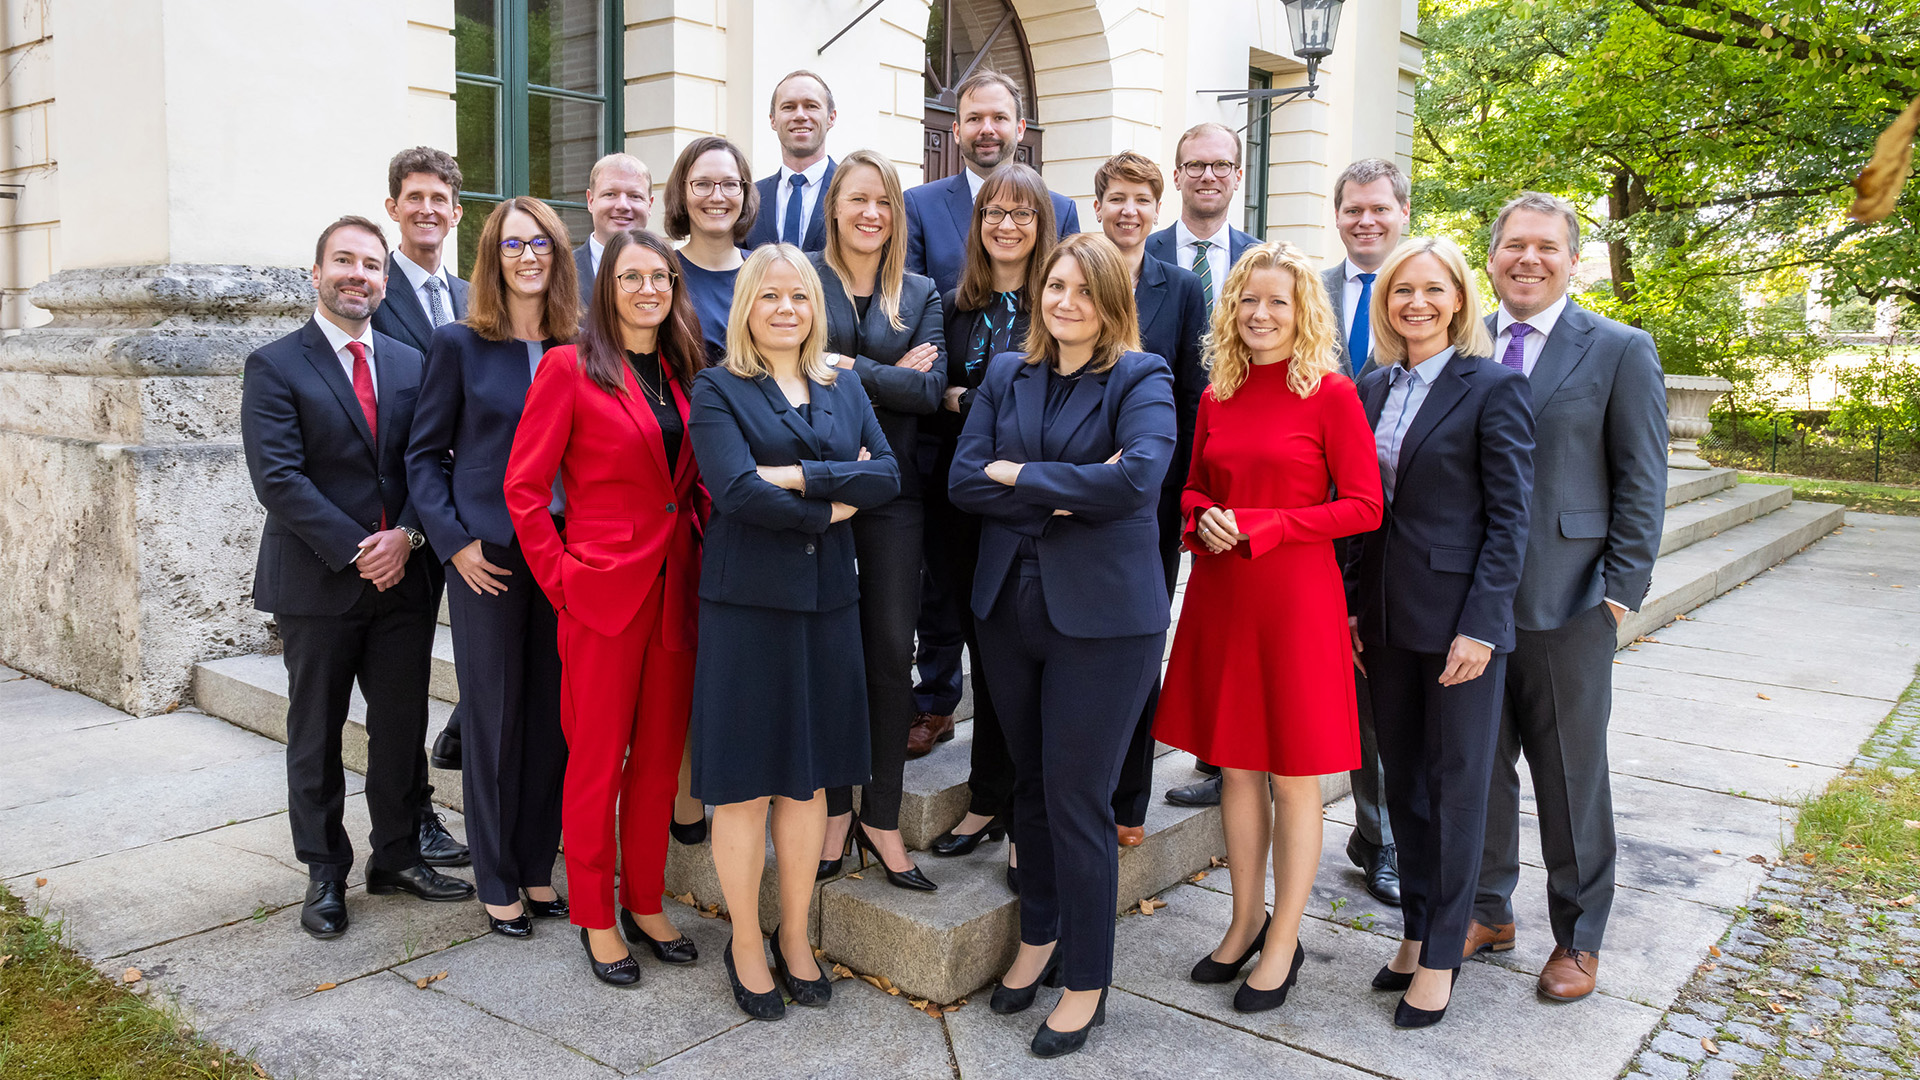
[690,598,872,804]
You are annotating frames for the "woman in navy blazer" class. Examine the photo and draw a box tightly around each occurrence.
[404,198,579,939]
[950,234,1175,1058]
[1346,236,1534,1028]
[687,244,900,1020]
[807,150,947,890]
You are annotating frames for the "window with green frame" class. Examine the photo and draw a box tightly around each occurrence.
[453,0,623,277]
[1244,67,1271,239]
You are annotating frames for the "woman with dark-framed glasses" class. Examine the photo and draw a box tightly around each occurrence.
[665,136,760,366]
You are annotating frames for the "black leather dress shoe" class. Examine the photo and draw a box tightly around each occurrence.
[619,908,698,964]
[929,815,1008,856]
[524,893,569,919]
[365,863,475,902]
[1345,832,1401,906]
[430,724,462,770]
[419,811,470,867]
[301,880,348,940]
[488,911,532,938]
[580,927,641,987]
[1164,774,1222,807]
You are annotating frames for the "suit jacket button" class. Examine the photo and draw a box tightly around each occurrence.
[805,542,817,555]
[665,502,676,513]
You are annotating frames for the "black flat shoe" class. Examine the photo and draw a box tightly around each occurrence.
[419,811,471,867]
[1006,864,1020,896]
[1191,913,1270,983]
[488,910,532,938]
[1233,940,1306,1013]
[1031,986,1107,1058]
[929,815,1008,857]
[365,863,475,902]
[724,937,785,1020]
[618,908,697,964]
[1372,964,1414,991]
[300,880,348,940]
[524,893,568,919]
[772,926,832,1007]
[1393,967,1461,1028]
[990,949,1062,1014]
[852,814,936,891]
[670,814,709,845]
[579,927,640,987]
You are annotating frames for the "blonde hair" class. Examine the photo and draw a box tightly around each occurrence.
[1204,241,1339,401]
[821,150,909,333]
[1369,236,1495,366]
[721,245,838,384]
[1021,233,1140,375]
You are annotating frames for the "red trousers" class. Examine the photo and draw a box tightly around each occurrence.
[556,580,692,929]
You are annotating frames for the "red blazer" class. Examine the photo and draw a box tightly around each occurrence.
[504,345,709,647]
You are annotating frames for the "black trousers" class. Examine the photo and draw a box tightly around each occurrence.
[277,570,436,880]
[979,563,1162,991]
[411,566,451,821]
[1349,671,1396,849]
[1476,602,1619,951]
[828,496,923,831]
[1107,487,1183,827]
[1367,640,1506,969]
[446,540,566,906]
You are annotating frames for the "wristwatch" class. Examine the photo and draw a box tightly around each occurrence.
[401,527,426,551]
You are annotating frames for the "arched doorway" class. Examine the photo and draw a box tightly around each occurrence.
[922,0,1043,182]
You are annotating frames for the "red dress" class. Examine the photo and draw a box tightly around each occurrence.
[1153,364,1383,775]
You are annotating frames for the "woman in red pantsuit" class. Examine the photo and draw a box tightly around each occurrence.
[505,230,712,986]
[1154,241,1383,1012]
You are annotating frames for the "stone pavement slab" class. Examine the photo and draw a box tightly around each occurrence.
[1607,729,1840,803]
[2,707,282,810]
[1611,684,1886,771]
[638,978,952,1080]
[1617,640,1910,703]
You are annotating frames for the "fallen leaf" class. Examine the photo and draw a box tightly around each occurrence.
[878,975,895,991]
[254,1065,269,1079]
[1893,584,1906,589]
[847,872,864,880]
[859,974,885,990]
[696,908,719,919]
[1886,893,1917,908]
[1700,962,1717,972]
[315,982,337,992]
[34,877,46,888]
[1137,897,1167,915]
[122,967,142,984]
[1788,764,1800,768]
[1209,856,1229,868]
[673,892,696,907]
[921,1000,942,1017]
[1909,976,1920,989]
[1708,945,1722,957]
[416,976,431,989]
[1768,1001,1786,1014]
[1808,1027,1825,1036]
[1189,870,1208,883]
[1747,854,1770,864]
[909,996,929,1009]
[942,1004,960,1013]
[1702,1037,1719,1055]
[1777,990,1802,1000]
[1801,852,1817,865]
[832,963,854,979]
[813,947,826,959]
[1757,693,1772,701]
[1713,849,1723,854]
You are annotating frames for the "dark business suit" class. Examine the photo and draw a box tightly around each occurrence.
[241,319,435,881]
[1144,223,1256,303]
[405,324,565,907]
[742,159,836,252]
[1475,301,1667,953]
[950,349,1175,991]
[809,252,947,831]
[1348,350,1534,968]
[906,172,1081,294]
[574,243,596,307]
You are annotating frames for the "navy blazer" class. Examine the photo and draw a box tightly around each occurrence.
[928,289,1032,442]
[241,319,429,617]
[371,254,469,357]
[1134,255,1209,488]
[1346,352,1535,654]
[742,159,836,252]
[949,350,1176,638]
[405,323,557,561]
[809,252,946,498]
[688,366,900,613]
[905,172,1081,295]
[1144,223,1256,274]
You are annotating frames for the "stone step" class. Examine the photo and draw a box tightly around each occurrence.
[1656,481,1792,557]
[1665,465,1738,508]
[1617,498,1845,646]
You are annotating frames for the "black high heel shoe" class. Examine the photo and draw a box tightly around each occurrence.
[1233,939,1306,1012]
[618,908,697,964]
[579,927,640,987]
[669,814,709,846]
[723,936,786,1020]
[772,926,832,1007]
[487,906,532,939]
[817,816,854,881]
[1372,964,1414,991]
[852,813,936,891]
[523,892,568,920]
[929,814,1008,856]
[1031,986,1107,1059]
[990,949,1063,1014]
[1393,966,1461,1029]
[1191,913,1270,983]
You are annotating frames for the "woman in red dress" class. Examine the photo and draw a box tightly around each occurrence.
[1154,240,1382,1012]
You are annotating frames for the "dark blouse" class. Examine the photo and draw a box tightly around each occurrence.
[627,349,683,467]
[681,256,745,367]
[853,293,873,321]
[1013,362,1089,560]
[968,291,1022,379]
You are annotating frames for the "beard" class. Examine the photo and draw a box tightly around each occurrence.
[319,279,379,322]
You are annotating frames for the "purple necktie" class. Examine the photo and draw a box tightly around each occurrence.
[1501,322,1532,372]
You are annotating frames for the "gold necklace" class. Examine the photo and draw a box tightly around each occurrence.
[629,352,668,406]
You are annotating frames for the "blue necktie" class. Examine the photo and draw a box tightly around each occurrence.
[782,173,807,246]
[1349,272,1376,369]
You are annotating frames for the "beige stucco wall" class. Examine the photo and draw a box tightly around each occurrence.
[1,0,56,332]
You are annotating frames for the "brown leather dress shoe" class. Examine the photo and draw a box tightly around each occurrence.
[1462,919,1516,959]
[905,713,956,758]
[1117,825,1145,846]
[1538,946,1599,1001]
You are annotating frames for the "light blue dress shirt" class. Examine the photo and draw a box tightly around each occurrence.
[1374,346,1455,503]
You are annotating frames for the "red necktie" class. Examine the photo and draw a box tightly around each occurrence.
[347,341,386,530]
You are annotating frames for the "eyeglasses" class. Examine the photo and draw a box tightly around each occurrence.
[617,270,677,293]
[1178,160,1238,178]
[687,179,745,198]
[499,237,554,256]
[981,206,1038,226]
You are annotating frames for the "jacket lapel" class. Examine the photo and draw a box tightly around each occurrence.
[1395,356,1475,481]
[1527,300,1596,406]
[755,373,827,457]
[804,159,837,250]
[299,320,376,454]
[943,174,975,244]
[1361,368,1389,428]
[668,374,696,486]
[448,275,469,320]
[613,362,673,486]
[1010,360,1045,462]
[382,256,435,350]
[1134,257,1169,340]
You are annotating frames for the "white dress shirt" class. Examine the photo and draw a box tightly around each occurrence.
[775,157,833,245]
[315,309,377,397]
[587,234,606,276]
[1342,258,1380,358]
[1174,220,1231,301]
[964,165,987,201]
[1492,294,1570,376]
[391,248,455,329]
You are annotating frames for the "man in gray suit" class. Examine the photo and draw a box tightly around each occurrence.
[1468,192,1667,1003]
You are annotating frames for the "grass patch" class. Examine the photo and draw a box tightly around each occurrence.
[1793,703,1920,897]
[1745,473,1920,517]
[0,887,262,1079]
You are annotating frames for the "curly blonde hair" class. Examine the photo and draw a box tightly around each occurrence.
[1204,240,1340,401]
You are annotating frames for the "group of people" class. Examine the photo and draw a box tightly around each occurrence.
[239,64,1668,1060]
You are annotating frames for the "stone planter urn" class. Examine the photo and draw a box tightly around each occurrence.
[1665,374,1734,469]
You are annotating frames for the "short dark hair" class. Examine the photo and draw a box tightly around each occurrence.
[770,69,835,115]
[313,215,388,267]
[387,146,463,200]
[661,136,758,245]
[1174,122,1242,170]
[1331,159,1409,212]
[954,70,1023,118]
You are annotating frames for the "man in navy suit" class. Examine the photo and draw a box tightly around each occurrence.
[241,217,476,940]
[905,70,1080,294]
[1323,159,1411,380]
[1143,122,1257,318]
[573,153,654,301]
[742,70,837,252]
[370,146,471,867]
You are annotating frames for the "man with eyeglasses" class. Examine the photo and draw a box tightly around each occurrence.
[742,70,837,253]
[574,153,655,302]
[1144,122,1258,318]
[905,69,1080,294]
